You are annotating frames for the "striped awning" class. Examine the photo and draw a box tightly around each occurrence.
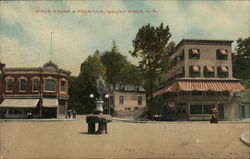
[206,66,214,72]
[178,81,244,91]
[0,99,39,108]
[153,80,244,97]
[192,49,199,54]
[192,65,200,72]
[220,66,228,73]
[219,49,227,55]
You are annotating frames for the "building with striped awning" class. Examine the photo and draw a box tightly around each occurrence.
[153,39,244,121]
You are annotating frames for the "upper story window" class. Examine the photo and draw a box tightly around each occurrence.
[204,66,215,78]
[138,96,142,105]
[119,96,124,105]
[216,49,228,60]
[19,78,27,92]
[44,78,56,92]
[6,78,14,92]
[189,49,200,59]
[217,66,229,78]
[60,80,66,92]
[32,78,40,92]
[189,65,200,77]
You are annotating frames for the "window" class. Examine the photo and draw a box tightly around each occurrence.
[60,80,66,92]
[138,96,142,105]
[204,104,215,114]
[19,79,26,91]
[6,79,13,91]
[217,66,229,78]
[204,66,215,78]
[109,96,114,105]
[189,65,200,77]
[119,96,124,105]
[190,104,203,114]
[45,79,56,91]
[125,108,131,110]
[189,49,200,59]
[216,49,228,60]
[32,79,40,91]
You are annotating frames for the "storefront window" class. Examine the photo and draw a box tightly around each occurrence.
[203,104,215,114]
[190,104,202,114]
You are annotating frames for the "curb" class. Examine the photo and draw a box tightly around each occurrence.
[240,132,250,147]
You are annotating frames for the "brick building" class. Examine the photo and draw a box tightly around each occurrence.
[153,39,245,121]
[0,61,71,118]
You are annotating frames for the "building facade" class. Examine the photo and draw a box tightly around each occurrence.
[0,61,71,118]
[153,39,244,121]
[108,83,146,117]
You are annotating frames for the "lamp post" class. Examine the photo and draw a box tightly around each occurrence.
[104,94,109,114]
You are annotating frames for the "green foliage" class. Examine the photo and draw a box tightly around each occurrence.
[118,63,143,84]
[101,41,143,84]
[101,41,129,84]
[69,53,107,114]
[232,37,250,79]
[130,23,172,98]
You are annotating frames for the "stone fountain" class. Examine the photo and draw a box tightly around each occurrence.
[86,75,112,134]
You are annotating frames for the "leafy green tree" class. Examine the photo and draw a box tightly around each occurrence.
[118,63,143,83]
[130,23,172,99]
[101,41,129,84]
[232,37,250,103]
[75,52,106,114]
[130,23,172,118]
[232,37,250,79]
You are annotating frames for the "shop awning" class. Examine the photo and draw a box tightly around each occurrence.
[192,65,200,72]
[153,80,245,97]
[43,98,58,107]
[178,81,244,91]
[219,49,227,55]
[191,49,199,54]
[0,99,39,108]
[206,66,214,72]
[220,66,228,73]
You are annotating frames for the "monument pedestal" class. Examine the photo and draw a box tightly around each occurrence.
[86,114,112,134]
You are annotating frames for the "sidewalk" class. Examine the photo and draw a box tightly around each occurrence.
[112,117,250,124]
[240,132,250,146]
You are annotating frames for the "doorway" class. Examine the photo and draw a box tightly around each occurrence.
[176,102,187,120]
[218,104,224,120]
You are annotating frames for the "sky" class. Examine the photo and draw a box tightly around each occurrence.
[0,0,249,76]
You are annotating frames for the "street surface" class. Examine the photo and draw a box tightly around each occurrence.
[0,116,249,159]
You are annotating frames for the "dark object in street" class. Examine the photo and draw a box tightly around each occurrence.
[86,114,112,134]
[210,108,218,123]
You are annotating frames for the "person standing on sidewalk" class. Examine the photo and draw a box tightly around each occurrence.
[210,108,218,123]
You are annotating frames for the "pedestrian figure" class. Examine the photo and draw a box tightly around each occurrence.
[70,110,73,119]
[210,108,218,123]
[67,110,71,119]
[73,110,76,119]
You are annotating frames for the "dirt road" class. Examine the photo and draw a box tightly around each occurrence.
[0,116,249,159]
